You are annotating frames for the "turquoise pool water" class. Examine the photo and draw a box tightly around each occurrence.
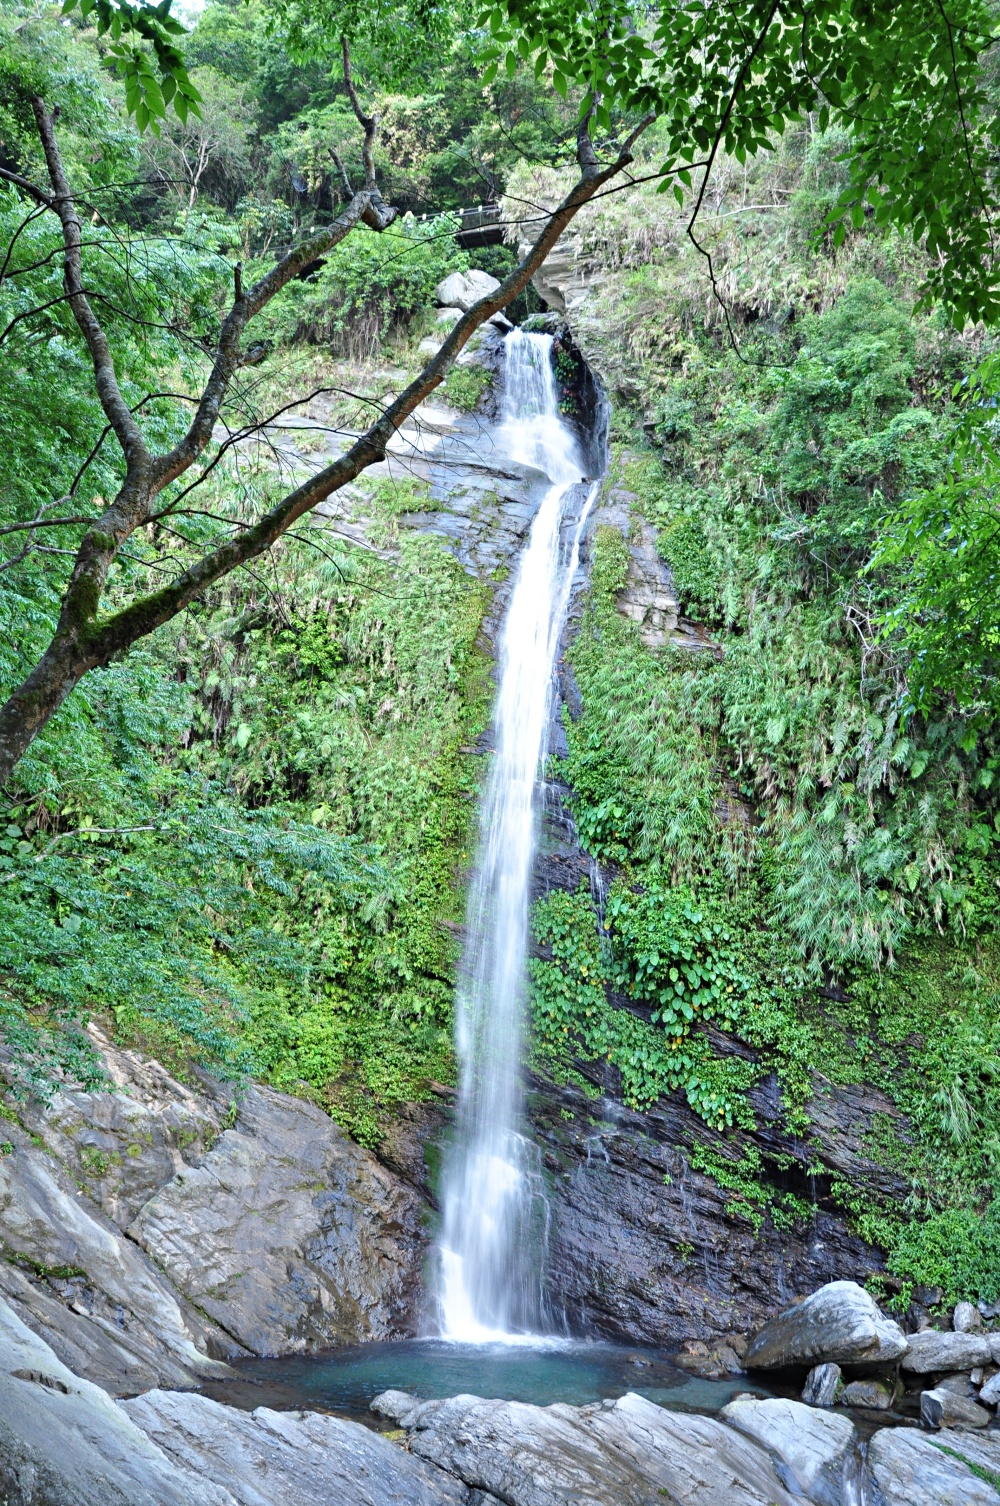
[199,1337,776,1425]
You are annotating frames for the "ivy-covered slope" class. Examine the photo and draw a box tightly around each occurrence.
[523,131,1000,1310]
[2,482,490,1148]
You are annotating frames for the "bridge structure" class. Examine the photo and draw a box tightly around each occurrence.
[416,203,504,249]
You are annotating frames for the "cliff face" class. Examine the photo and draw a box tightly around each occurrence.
[527,1071,894,1346]
[0,1027,431,1395]
[371,313,900,1344]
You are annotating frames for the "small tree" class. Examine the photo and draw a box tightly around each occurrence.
[1,0,997,778]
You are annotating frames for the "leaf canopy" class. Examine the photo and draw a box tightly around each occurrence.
[61,0,1000,325]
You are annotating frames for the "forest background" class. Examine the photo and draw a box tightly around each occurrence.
[2,0,1000,1310]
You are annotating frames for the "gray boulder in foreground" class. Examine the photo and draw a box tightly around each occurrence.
[720,1396,857,1506]
[920,1387,992,1430]
[745,1280,908,1369]
[0,1297,232,1506]
[123,1389,468,1506]
[0,1296,466,1506]
[866,1427,1000,1505]
[373,1388,810,1506]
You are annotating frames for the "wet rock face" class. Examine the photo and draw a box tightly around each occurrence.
[524,1078,886,1348]
[522,317,607,476]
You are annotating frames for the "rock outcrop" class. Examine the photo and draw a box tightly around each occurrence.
[0,1088,236,1395]
[0,1028,431,1394]
[375,1386,1000,1506]
[372,1388,810,1506]
[0,1296,232,1506]
[130,1085,427,1354]
[865,1428,1000,1506]
[0,1294,467,1506]
[123,1389,469,1506]
[719,1396,857,1506]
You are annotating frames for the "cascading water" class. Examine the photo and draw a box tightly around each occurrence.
[437,329,597,1341]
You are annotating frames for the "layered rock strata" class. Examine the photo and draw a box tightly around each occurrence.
[0,1027,429,1396]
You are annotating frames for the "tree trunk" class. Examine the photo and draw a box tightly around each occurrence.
[0,637,98,781]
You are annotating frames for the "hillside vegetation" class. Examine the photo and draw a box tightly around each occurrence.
[1,1,999,1308]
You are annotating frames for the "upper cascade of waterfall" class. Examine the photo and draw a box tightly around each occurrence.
[494,329,585,486]
[436,328,599,1343]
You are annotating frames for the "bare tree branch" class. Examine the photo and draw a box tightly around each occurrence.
[32,99,149,464]
[0,165,53,207]
[0,91,655,781]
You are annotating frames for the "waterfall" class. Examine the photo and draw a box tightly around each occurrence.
[437,329,597,1341]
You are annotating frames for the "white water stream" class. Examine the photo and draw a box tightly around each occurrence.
[437,329,597,1340]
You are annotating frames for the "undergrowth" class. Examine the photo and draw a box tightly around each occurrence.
[526,181,1000,1300]
[1,479,491,1145]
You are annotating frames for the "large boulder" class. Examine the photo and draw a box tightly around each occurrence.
[374,1388,810,1506]
[124,1389,468,1506]
[720,1397,857,1506]
[745,1281,908,1370]
[129,1085,426,1353]
[865,1427,1000,1506]
[0,1295,232,1506]
[901,1329,993,1373]
[435,269,501,311]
